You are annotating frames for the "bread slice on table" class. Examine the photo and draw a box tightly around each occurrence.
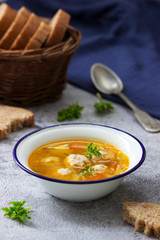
[10,13,41,50]
[123,202,160,239]
[0,3,16,39]
[0,105,35,141]
[25,21,51,50]
[0,7,31,50]
[45,9,71,47]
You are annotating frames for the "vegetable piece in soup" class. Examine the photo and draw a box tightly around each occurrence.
[28,140,129,181]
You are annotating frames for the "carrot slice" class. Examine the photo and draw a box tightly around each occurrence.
[110,163,117,170]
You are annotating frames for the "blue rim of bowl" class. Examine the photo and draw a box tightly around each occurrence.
[13,123,146,185]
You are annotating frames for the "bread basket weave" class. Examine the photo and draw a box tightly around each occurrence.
[0,25,81,107]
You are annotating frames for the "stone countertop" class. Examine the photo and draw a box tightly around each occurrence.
[0,84,160,240]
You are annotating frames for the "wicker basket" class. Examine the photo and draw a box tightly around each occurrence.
[0,25,81,106]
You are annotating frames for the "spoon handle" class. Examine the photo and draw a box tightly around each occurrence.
[118,92,160,132]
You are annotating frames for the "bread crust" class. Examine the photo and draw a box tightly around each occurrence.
[123,202,160,239]
[0,7,30,50]
[0,3,16,39]
[0,106,35,140]
[45,9,71,47]
[10,13,41,50]
[25,21,51,50]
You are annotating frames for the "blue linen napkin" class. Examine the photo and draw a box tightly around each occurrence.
[7,0,160,119]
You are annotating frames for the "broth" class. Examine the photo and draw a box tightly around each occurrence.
[28,140,129,181]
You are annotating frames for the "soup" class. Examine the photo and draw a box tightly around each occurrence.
[28,140,129,181]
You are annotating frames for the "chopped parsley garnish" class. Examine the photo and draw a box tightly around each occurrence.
[85,142,102,159]
[94,93,114,113]
[1,201,31,224]
[57,102,84,121]
[80,166,95,176]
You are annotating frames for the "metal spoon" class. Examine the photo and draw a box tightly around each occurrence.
[91,63,160,132]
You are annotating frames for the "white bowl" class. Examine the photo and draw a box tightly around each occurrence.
[13,123,146,202]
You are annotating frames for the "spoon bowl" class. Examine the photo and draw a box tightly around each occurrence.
[91,63,160,133]
[91,64,123,94]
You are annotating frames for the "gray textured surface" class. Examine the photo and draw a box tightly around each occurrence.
[0,84,160,240]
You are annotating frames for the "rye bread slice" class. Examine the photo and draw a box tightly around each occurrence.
[45,9,71,47]
[0,105,35,140]
[25,21,51,50]
[10,13,41,50]
[0,3,16,39]
[0,7,31,50]
[123,202,160,239]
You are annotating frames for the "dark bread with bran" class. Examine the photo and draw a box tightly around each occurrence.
[0,106,34,140]
[123,202,160,239]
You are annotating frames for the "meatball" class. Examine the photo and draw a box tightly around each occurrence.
[57,168,72,176]
[92,150,115,162]
[93,164,108,173]
[66,154,91,169]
